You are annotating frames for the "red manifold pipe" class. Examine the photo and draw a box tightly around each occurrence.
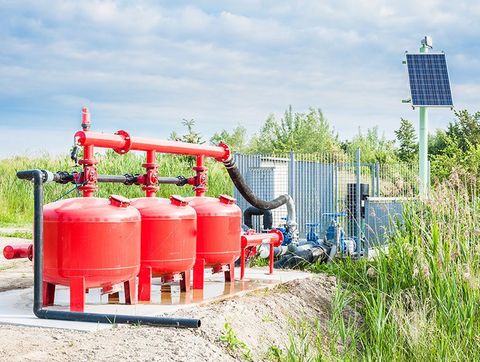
[3,244,33,260]
[240,230,283,279]
[74,130,231,161]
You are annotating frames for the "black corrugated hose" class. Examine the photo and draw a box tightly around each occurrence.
[223,158,289,210]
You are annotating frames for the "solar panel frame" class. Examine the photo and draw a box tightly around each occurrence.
[406,53,453,107]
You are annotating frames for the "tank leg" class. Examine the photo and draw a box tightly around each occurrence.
[70,276,85,312]
[42,282,55,306]
[180,270,191,293]
[108,292,120,304]
[225,262,235,283]
[138,266,152,302]
[124,278,137,305]
[193,258,205,289]
[240,248,246,280]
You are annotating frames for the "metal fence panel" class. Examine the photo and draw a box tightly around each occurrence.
[294,159,335,236]
[233,151,416,243]
[365,197,405,246]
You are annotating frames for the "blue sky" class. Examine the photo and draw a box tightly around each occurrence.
[0,0,479,157]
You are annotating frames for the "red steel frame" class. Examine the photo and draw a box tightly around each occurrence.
[74,108,230,198]
[240,229,283,280]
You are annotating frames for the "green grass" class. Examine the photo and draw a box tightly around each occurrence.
[0,150,233,225]
[0,230,32,239]
[276,179,480,361]
[220,322,253,361]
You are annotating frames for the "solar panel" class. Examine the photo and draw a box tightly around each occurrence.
[406,53,453,107]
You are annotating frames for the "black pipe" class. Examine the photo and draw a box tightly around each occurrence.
[157,176,188,185]
[19,169,201,328]
[223,158,289,210]
[243,206,273,230]
[45,171,189,187]
[98,175,187,185]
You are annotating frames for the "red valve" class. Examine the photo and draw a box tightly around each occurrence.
[81,106,91,131]
[3,244,33,260]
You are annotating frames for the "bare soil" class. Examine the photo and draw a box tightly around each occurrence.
[0,236,337,362]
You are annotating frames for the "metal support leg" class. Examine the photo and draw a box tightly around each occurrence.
[138,266,152,302]
[42,282,55,306]
[180,270,191,293]
[225,262,234,283]
[70,276,85,312]
[240,248,246,280]
[193,258,205,289]
[124,278,136,305]
[269,243,274,274]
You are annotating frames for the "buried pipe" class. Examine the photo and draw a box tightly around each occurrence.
[17,169,201,329]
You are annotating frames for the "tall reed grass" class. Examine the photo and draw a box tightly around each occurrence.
[0,150,232,225]
[276,176,480,360]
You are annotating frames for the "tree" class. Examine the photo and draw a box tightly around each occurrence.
[210,126,248,153]
[394,118,417,162]
[169,119,203,144]
[249,106,340,154]
[343,127,397,164]
[446,110,480,152]
[429,129,449,156]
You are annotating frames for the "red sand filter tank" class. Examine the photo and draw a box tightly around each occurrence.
[42,195,141,312]
[131,195,196,302]
[187,195,242,289]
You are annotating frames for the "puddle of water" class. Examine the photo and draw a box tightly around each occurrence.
[151,278,278,305]
[41,272,280,309]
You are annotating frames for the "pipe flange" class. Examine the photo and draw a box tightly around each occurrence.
[113,130,132,155]
[216,142,231,162]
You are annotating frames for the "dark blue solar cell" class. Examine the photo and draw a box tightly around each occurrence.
[406,53,453,107]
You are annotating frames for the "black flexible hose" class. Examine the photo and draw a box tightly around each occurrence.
[243,206,273,230]
[17,169,201,328]
[223,158,289,210]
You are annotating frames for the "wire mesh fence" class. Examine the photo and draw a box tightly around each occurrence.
[233,150,417,240]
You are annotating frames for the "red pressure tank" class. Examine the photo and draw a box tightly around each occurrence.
[131,195,196,301]
[43,195,141,312]
[187,195,242,289]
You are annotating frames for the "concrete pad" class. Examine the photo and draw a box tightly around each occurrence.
[0,267,311,331]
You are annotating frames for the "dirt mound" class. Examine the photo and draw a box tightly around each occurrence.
[0,275,336,361]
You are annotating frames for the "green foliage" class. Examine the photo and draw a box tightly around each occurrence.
[343,126,397,163]
[169,119,204,144]
[0,151,232,225]
[302,181,480,360]
[210,125,248,152]
[220,322,253,361]
[429,110,480,185]
[0,230,32,239]
[428,129,449,156]
[250,106,340,154]
[446,110,480,152]
[395,118,417,162]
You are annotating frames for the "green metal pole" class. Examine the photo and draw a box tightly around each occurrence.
[419,43,429,196]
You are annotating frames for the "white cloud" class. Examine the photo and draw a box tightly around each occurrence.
[0,0,478,157]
